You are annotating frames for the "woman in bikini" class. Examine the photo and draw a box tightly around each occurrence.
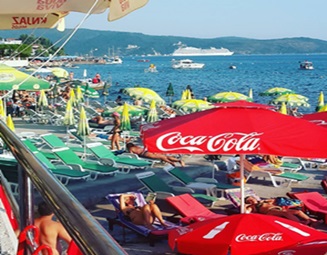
[110,112,121,151]
[119,194,167,230]
[245,196,318,225]
[126,143,185,167]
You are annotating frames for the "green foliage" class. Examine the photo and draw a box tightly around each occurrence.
[1,29,327,56]
[18,34,65,56]
[0,44,31,57]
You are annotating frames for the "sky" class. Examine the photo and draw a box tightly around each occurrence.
[65,0,327,41]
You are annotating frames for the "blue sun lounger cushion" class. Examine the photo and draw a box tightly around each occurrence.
[106,192,178,237]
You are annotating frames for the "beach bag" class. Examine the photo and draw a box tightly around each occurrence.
[275,197,303,210]
[227,171,246,186]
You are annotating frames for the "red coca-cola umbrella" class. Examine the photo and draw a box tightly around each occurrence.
[301,112,327,127]
[262,241,327,255]
[168,214,327,255]
[214,100,276,110]
[141,105,327,212]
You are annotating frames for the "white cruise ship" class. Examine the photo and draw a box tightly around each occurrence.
[172,45,234,56]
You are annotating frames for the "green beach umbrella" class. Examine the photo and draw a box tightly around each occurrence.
[316,91,325,112]
[271,93,310,107]
[248,88,253,99]
[0,64,50,90]
[103,103,147,117]
[6,114,15,132]
[63,99,75,140]
[181,90,187,100]
[259,87,294,96]
[69,88,78,107]
[0,98,5,120]
[318,104,327,112]
[61,80,99,99]
[172,99,213,113]
[81,84,99,99]
[122,87,166,105]
[207,91,253,103]
[279,102,287,115]
[120,103,131,131]
[77,106,90,157]
[51,67,69,78]
[76,86,85,103]
[166,83,174,104]
[146,100,158,123]
[37,89,48,112]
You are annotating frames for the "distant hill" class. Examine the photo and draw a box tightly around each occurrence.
[1,29,327,56]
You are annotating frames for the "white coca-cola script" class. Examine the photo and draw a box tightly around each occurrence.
[156,132,262,152]
[235,233,283,242]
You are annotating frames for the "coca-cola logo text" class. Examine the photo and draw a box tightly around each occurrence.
[235,233,283,242]
[156,132,262,152]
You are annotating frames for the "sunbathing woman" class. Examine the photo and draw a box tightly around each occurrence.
[245,196,319,225]
[120,194,167,230]
[90,115,112,125]
[126,143,185,167]
[262,154,282,166]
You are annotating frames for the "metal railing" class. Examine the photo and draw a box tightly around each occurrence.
[0,121,127,255]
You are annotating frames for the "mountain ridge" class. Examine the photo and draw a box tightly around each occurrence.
[1,29,327,56]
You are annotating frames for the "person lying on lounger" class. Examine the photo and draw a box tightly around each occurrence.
[126,142,185,167]
[120,194,167,230]
[88,132,132,143]
[245,196,319,226]
[89,115,112,125]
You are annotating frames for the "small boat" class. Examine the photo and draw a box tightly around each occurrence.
[137,59,150,62]
[229,65,237,69]
[299,61,314,70]
[172,59,205,69]
[106,56,123,65]
[144,63,158,73]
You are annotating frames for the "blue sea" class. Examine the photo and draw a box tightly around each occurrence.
[66,54,327,114]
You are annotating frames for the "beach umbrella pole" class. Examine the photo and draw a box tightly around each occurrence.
[240,154,245,214]
[66,126,69,142]
[83,136,87,159]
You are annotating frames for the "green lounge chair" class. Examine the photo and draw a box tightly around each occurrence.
[23,138,57,160]
[33,151,91,185]
[39,133,92,155]
[22,139,91,184]
[86,142,151,173]
[163,166,236,199]
[68,129,111,146]
[135,171,218,206]
[240,159,309,188]
[52,147,119,180]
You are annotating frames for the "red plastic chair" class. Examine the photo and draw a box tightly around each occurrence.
[17,225,52,255]
[67,240,83,255]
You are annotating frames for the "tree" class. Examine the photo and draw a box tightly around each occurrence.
[18,34,65,56]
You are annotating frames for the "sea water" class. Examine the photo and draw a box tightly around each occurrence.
[66,54,327,114]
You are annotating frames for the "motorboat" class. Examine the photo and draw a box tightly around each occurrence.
[299,61,314,70]
[106,56,123,64]
[229,65,237,69]
[171,59,205,69]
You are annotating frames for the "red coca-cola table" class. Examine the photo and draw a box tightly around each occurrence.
[168,214,327,255]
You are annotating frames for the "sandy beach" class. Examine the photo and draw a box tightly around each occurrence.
[13,118,327,255]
